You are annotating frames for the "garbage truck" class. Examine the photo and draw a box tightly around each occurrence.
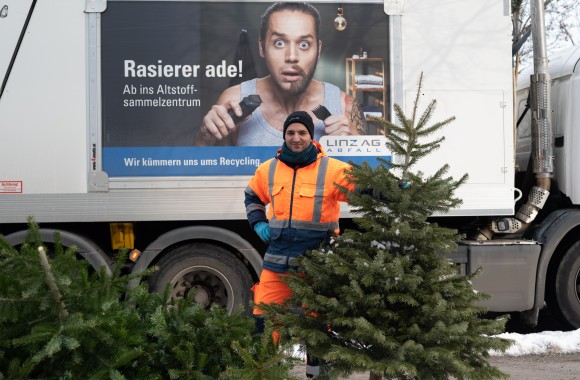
[2,0,580,328]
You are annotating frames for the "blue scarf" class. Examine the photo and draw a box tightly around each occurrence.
[278,142,318,168]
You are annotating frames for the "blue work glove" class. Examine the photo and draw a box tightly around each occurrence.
[398,180,411,190]
[254,222,270,243]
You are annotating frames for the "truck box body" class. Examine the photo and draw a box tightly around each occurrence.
[0,0,514,222]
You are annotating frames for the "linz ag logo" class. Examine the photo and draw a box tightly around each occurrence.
[325,138,382,147]
[319,136,389,156]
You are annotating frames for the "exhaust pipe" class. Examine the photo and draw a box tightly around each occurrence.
[474,0,553,240]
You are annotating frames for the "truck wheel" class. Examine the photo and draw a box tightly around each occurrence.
[555,240,580,329]
[148,243,253,313]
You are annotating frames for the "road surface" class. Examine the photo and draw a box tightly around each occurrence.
[291,352,580,379]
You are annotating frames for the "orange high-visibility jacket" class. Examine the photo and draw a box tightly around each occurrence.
[245,141,354,273]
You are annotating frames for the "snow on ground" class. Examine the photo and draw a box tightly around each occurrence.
[491,329,580,356]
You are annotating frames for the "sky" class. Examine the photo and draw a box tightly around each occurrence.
[548,1,580,51]
[517,0,580,68]
[492,329,580,356]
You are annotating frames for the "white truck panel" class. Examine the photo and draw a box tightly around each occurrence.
[557,60,580,204]
[400,0,515,215]
[0,0,87,194]
[401,0,513,90]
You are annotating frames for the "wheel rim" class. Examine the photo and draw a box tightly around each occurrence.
[169,265,235,312]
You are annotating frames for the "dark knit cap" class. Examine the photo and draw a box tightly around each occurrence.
[283,111,315,139]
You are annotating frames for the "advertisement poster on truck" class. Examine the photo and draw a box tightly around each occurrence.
[101,1,391,177]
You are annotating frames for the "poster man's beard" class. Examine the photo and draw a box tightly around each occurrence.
[280,62,318,96]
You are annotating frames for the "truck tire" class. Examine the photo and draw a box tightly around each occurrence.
[148,243,253,314]
[555,240,580,329]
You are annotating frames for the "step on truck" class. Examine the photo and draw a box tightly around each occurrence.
[2,0,580,328]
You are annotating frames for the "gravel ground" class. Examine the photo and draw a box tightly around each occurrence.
[291,352,580,379]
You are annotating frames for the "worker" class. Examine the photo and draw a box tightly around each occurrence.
[244,111,355,378]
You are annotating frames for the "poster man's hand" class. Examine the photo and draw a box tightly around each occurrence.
[323,114,359,136]
[198,100,244,143]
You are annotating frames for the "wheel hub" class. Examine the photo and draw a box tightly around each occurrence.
[171,269,228,308]
[191,282,214,306]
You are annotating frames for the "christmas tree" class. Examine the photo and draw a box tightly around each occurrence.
[261,73,512,380]
[0,218,293,379]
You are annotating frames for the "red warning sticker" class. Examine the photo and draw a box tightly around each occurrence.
[0,181,23,193]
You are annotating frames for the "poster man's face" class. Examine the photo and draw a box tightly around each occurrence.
[259,10,321,96]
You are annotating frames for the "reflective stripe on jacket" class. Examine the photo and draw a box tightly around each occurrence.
[245,142,354,273]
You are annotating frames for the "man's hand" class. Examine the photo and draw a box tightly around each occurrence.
[254,222,271,244]
[196,100,245,145]
[323,114,360,136]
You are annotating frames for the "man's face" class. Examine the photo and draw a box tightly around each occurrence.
[285,123,312,153]
[259,10,321,96]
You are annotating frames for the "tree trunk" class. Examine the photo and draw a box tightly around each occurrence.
[369,371,383,380]
[38,246,69,319]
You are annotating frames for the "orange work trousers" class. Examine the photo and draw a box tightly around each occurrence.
[251,268,292,315]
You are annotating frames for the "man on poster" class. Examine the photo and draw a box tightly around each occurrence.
[194,2,367,146]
